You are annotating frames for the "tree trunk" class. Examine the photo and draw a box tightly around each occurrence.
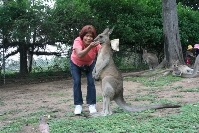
[19,43,28,75]
[162,0,184,67]
[27,49,33,73]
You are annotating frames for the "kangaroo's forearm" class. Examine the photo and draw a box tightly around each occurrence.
[95,57,110,76]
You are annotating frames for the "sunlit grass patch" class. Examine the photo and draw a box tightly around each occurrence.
[0,110,52,133]
[96,95,103,102]
[56,99,70,105]
[135,94,158,101]
[64,112,75,117]
[48,92,65,97]
[170,85,183,90]
[180,87,199,92]
[24,101,33,104]
[48,103,199,133]
[0,98,4,106]
[125,74,181,87]
[0,115,7,121]
[142,87,160,91]
[38,105,49,110]
[171,94,183,98]
[3,109,22,115]
[1,103,199,133]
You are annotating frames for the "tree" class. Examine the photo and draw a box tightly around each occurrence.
[87,0,199,63]
[1,0,199,75]
[177,3,199,48]
[52,0,97,44]
[177,0,199,11]
[0,0,60,75]
[161,0,184,67]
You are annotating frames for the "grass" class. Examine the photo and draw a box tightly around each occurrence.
[1,75,199,133]
[171,94,184,98]
[170,86,183,90]
[48,92,65,97]
[0,98,4,106]
[1,103,199,133]
[56,99,70,105]
[180,87,199,92]
[134,94,158,101]
[125,74,181,87]
[96,95,103,102]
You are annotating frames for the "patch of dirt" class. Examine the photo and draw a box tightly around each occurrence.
[0,75,199,132]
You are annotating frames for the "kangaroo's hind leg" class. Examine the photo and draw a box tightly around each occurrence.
[100,76,117,116]
[88,76,115,117]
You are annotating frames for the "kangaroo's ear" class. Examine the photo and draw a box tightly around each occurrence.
[108,27,114,35]
[102,28,110,34]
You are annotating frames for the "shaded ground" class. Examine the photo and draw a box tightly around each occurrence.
[0,74,199,132]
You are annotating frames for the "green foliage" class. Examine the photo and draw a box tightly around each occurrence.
[88,0,163,49]
[1,0,199,76]
[52,0,97,43]
[177,3,199,47]
[177,0,199,11]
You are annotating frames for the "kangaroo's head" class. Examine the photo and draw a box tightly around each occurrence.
[171,60,179,69]
[171,60,182,76]
[141,48,148,54]
[94,27,114,45]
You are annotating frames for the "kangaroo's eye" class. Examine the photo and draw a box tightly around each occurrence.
[99,36,103,38]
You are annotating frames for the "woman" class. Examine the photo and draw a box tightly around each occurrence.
[194,44,199,57]
[185,45,195,66]
[70,25,101,115]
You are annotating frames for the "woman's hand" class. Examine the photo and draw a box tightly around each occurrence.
[75,41,100,58]
[90,41,100,48]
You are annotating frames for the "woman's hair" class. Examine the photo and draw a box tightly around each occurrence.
[79,25,97,40]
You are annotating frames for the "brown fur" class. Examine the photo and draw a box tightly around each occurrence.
[142,48,159,70]
[39,116,49,133]
[171,60,194,76]
[92,28,180,117]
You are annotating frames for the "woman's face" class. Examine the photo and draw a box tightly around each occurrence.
[83,32,93,47]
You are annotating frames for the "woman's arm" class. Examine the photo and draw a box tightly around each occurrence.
[75,42,100,58]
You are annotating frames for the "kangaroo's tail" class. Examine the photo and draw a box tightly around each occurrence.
[182,72,197,78]
[114,94,181,112]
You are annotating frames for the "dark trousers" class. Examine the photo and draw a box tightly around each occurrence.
[70,60,96,105]
[195,49,199,57]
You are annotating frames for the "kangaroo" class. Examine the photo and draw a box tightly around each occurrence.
[181,55,199,78]
[92,27,180,116]
[171,60,194,76]
[142,48,159,70]
[39,116,50,133]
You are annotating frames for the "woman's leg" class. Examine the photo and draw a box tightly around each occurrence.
[70,60,83,105]
[85,61,96,105]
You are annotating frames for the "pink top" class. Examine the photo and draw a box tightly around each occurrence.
[71,37,101,66]
[194,44,199,49]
